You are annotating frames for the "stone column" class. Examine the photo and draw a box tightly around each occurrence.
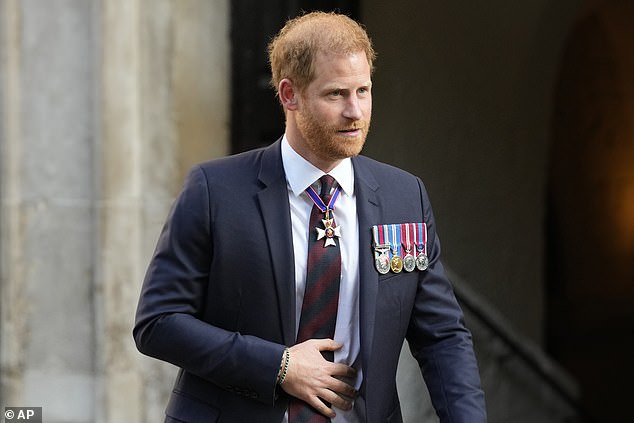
[96,1,230,421]
[1,0,229,422]
[0,1,97,421]
[96,0,145,421]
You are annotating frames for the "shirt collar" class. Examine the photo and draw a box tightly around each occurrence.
[281,135,354,197]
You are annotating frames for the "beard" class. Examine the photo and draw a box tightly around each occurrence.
[295,108,371,162]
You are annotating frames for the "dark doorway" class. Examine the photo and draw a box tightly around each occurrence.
[230,0,360,154]
[546,2,634,422]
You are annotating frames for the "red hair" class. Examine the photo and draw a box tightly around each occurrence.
[268,11,376,94]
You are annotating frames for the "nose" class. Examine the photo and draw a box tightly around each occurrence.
[343,96,363,121]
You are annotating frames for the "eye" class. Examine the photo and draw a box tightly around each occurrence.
[329,89,343,97]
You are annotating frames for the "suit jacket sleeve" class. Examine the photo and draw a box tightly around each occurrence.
[407,178,487,422]
[133,165,285,405]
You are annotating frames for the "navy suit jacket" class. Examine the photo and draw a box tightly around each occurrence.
[134,140,486,423]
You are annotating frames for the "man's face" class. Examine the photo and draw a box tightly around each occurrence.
[292,50,372,169]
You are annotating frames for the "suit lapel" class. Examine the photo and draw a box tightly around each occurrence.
[352,157,381,371]
[256,140,296,346]
[254,148,382,353]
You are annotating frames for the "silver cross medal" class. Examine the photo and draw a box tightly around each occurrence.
[316,210,341,247]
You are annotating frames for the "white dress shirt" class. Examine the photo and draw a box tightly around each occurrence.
[281,136,364,423]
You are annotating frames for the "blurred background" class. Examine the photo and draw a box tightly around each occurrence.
[1,0,632,422]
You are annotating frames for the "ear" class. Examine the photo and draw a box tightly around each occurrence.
[278,79,299,111]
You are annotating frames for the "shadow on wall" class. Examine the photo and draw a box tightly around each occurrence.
[547,1,634,422]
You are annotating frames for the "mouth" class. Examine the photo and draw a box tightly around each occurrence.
[337,127,363,137]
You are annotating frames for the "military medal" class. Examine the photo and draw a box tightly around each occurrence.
[415,222,429,271]
[390,256,403,273]
[415,252,429,271]
[316,210,341,247]
[306,180,342,247]
[401,223,416,272]
[375,250,390,274]
[373,222,429,274]
[372,225,391,274]
[388,224,403,273]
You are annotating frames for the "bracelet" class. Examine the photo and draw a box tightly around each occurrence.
[277,348,290,385]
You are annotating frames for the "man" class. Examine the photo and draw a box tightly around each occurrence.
[134,11,486,423]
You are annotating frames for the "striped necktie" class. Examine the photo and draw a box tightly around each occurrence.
[290,175,341,423]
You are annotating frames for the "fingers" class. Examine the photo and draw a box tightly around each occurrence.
[311,338,343,352]
[307,396,337,419]
[320,388,354,413]
[330,361,357,379]
[329,375,357,400]
[305,381,355,418]
[283,338,359,417]
[315,367,358,412]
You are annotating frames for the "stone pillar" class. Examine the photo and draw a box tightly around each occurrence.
[0,1,97,421]
[0,0,27,409]
[1,0,229,422]
[96,0,229,421]
[96,0,144,421]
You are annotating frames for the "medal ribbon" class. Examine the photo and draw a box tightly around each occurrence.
[411,222,418,258]
[373,225,388,247]
[401,223,413,254]
[381,224,390,256]
[422,223,427,255]
[306,183,341,219]
[416,223,427,255]
[389,224,400,257]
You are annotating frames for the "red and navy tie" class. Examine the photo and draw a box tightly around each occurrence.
[289,175,341,423]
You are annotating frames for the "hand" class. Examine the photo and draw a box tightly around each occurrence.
[281,339,357,418]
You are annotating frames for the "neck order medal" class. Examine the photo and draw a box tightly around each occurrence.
[316,210,341,247]
[306,182,342,248]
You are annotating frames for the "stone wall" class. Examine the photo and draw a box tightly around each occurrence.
[1,2,97,421]
[0,1,229,422]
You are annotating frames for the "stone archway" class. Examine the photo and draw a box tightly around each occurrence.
[547,1,634,421]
